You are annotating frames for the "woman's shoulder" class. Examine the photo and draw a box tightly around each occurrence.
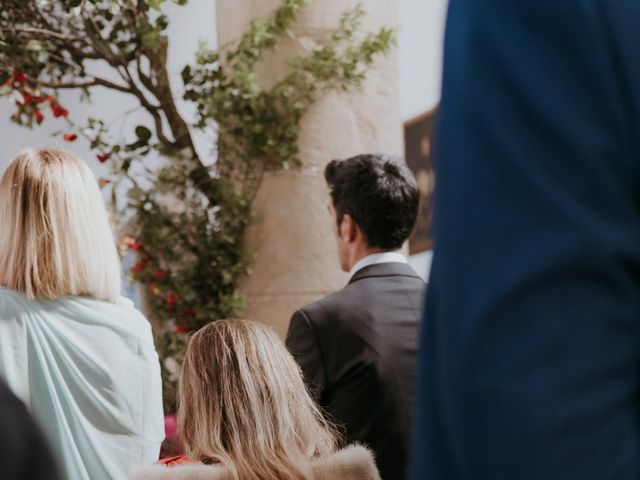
[312,445,381,480]
[129,445,381,480]
[73,295,153,333]
[158,456,191,467]
[0,287,26,301]
[0,287,34,316]
[129,461,225,480]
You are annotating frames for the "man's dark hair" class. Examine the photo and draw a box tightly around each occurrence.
[324,154,420,250]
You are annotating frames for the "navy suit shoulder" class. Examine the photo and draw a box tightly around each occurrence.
[412,1,640,479]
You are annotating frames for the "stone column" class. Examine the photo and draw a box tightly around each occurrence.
[216,0,402,337]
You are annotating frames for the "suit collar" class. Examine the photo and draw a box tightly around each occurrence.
[349,252,408,278]
[348,262,422,285]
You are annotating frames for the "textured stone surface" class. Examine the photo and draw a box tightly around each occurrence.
[243,293,338,339]
[217,0,396,49]
[217,0,401,335]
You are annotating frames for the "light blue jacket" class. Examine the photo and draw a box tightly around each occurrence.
[0,288,164,480]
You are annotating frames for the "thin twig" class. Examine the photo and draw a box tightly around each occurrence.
[0,26,77,42]
[38,77,133,94]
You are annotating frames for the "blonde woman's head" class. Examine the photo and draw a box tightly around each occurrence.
[0,148,121,302]
[179,319,338,480]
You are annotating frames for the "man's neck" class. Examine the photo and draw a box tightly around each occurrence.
[348,250,407,277]
[348,248,387,272]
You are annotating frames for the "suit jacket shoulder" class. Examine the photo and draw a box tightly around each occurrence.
[286,262,424,400]
[296,262,425,331]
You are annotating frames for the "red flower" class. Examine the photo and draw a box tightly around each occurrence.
[132,261,145,273]
[175,324,191,334]
[63,133,77,142]
[96,153,110,163]
[166,292,177,311]
[21,92,33,105]
[13,71,27,84]
[153,270,167,281]
[123,235,143,252]
[164,415,178,438]
[181,308,197,319]
[34,111,44,124]
[51,103,69,118]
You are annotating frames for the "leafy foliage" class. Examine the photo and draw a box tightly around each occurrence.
[0,0,394,411]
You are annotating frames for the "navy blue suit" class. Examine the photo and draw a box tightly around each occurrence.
[411,1,640,479]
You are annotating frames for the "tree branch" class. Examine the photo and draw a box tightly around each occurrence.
[0,26,77,42]
[38,77,133,94]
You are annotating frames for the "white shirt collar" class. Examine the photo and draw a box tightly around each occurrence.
[349,252,408,278]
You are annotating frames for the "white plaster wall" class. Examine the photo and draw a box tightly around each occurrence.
[398,0,447,122]
[399,0,448,280]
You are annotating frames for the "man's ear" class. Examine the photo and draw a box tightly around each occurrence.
[341,213,358,243]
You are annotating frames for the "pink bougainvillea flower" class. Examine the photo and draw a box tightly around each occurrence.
[123,235,143,252]
[164,415,178,438]
[63,133,77,142]
[13,71,27,84]
[175,324,190,334]
[165,292,176,311]
[153,270,167,281]
[52,103,69,118]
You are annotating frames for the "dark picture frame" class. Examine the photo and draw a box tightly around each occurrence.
[404,107,437,254]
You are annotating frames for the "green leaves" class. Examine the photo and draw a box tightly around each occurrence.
[184,2,394,175]
[147,0,165,11]
[135,125,152,142]
[137,16,168,50]
[0,0,394,413]
[226,0,308,71]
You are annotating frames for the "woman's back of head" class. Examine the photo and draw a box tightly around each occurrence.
[0,148,121,302]
[179,319,339,480]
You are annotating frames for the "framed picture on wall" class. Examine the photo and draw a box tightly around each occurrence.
[404,107,437,255]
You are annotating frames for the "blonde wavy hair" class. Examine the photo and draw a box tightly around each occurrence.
[0,148,121,302]
[179,319,339,480]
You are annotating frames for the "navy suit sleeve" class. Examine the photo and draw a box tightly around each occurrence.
[412,1,640,479]
[286,309,327,402]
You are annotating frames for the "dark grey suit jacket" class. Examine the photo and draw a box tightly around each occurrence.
[0,378,59,479]
[286,262,424,480]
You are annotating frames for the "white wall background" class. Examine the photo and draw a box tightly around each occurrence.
[398,0,448,279]
[398,0,447,122]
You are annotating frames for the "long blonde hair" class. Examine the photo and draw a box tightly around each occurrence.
[179,319,339,480]
[0,148,121,302]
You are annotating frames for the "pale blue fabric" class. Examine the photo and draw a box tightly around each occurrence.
[0,288,164,480]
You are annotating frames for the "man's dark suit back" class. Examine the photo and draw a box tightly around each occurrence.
[287,262,424,480]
